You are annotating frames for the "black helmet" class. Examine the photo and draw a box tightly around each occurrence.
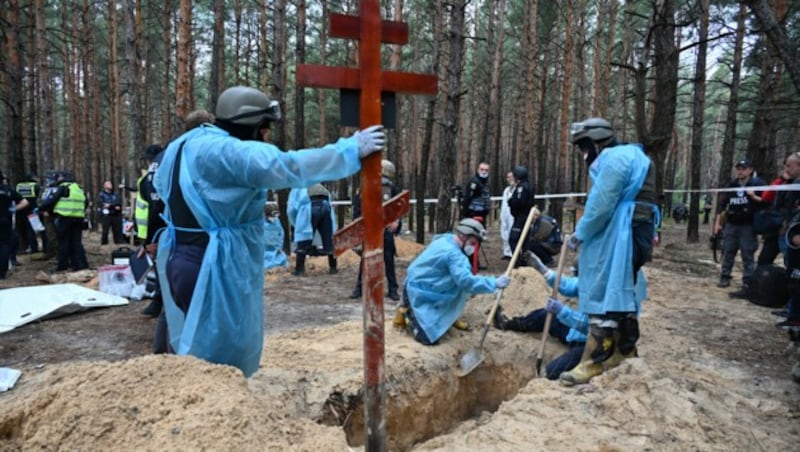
[512,165,528,181]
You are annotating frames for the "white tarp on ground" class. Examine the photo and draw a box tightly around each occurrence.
[0,284,128,334]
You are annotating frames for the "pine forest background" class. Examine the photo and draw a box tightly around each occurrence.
[1,0,799,243]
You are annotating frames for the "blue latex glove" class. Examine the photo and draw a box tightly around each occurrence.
[545,297,563,315]
[566,234,582,252]
[355,125,386,158]
[33,208,39,215]
[495,274,510,289]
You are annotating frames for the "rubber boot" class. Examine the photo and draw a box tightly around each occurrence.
[293,253,306,276]
[393,307,408,328]
[328,255,338,274]
[604,317,639,370]
[559,326,615,386]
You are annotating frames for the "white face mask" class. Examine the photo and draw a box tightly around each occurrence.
[463,244,476,256]
[478,170,489,178]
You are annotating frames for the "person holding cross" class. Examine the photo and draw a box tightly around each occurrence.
[152,86,386,377]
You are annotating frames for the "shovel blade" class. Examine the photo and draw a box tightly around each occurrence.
[458,348,484,377]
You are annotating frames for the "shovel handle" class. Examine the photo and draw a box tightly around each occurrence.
[535,234,572,375]
[482,206,541,331]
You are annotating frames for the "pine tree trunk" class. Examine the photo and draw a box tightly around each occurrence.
[175,0,193,132]
[435,0,466,233]
[161,0,173,142]
[687,0,709,243]
[717,3,746,190]
[488,0,506,195]
[317,0,329,146]
[208,0,225,114]
[124,0,144,182]
[5,0,25,182]
[36,0,55,174]
[555,0,577,227]
[417,0,443,242]
[294,0,306,149]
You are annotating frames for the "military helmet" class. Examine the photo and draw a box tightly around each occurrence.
[215,86,281,127]
[570,117,614,145]
[381,160,396,179]
[455,218,487,242]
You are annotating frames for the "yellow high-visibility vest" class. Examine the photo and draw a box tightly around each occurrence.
[53,182,86,218]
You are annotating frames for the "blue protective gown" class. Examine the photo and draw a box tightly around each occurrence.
[287,187,336,247]
[546,270,647,343]
[263,218,287,270]
[574,143,652,315]
[405,234,498,343]
[153,124,361,377]
[287,188,312,243]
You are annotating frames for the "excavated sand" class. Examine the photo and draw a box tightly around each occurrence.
[2,258,799,450]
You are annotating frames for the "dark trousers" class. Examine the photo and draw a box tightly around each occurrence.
[16,212,38,252]
[355,230,398,292]
[721,223,758,283]
[100,214,124,244]
[0,219,11,278]
[154,244,205,354]
[42,215,58,258]
[312,201,334,252]
[404,307,435,345]
[528,242,555,266]
[505,308,571,344]
[544,344,583,380]
[54,216,88,271]
[757,233,781,266]
[400,288,435,345]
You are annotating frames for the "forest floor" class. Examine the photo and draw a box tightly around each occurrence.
[1,222,799,451]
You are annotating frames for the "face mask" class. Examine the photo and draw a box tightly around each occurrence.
[463,244,476,256]
[478,171,489,179]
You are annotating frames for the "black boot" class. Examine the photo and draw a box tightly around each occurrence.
[293,253,306,276]
[493,305,510,330]
[141,298,163,318]
[729,283,751,299]
[328,255,338,274]
[349,287,362,299]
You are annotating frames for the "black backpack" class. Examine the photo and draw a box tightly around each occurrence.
[528,215,563,255]
[747,264,788,308]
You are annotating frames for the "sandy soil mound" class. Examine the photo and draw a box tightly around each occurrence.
[0,355,347,451]
[2,229,799,451]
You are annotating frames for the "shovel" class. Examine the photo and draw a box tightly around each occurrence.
[533,235,572,377]
[458,205,541,377]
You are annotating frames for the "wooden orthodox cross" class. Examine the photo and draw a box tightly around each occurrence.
[296,1,436,450]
